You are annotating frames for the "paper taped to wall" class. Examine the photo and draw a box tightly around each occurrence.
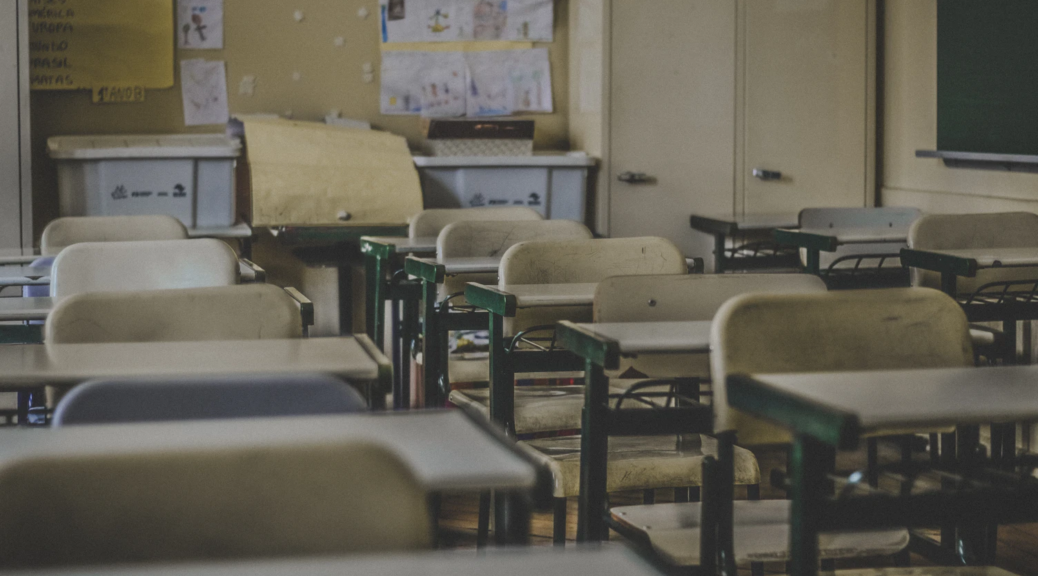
[180,59,230,126]
[379,0,553,43]
[242,118,424,226]
[29,0,174,91]
[381,48,552,117]
[178,0,224,50]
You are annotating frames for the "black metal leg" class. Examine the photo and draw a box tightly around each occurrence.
[477,492,491,549]
[420,279,441,407]
[700,456,719,576]
[401,295,418,409]
[577,361,609,543]
[643,489,655,505]
[747,484,760,501]
[337,266,353,335]
[488,313,515,436]
[553,497,568,547]
[688,486,700,502]
[716,432,736,576]
[867,437,879,488]
[675,487,689,503]
[714,233,728,274]
[788,434,828,576]
[940,272,957,297]
[1002,319,1018,365]
[494,491,531,546]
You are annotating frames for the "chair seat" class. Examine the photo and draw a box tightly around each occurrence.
[611,499,909,566]
[825,569,1017,576]
[524,434,761,498]
[450,386,593,434]
[448,355,490,384]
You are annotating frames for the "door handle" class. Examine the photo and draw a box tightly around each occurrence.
[618,171,652,184]
[752,168,782,181]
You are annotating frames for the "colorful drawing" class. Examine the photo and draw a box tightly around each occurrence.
[177,0,224,50]
[428,9,451,34]
[473,0,507,40]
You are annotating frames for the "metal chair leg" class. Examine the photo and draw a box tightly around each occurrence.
[553,497,568,547]
[477,492,491,549]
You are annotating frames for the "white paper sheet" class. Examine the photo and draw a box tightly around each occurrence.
[381,51,467,116]
[466,48,552,115]
[380,0,553,43]
[180,59,230,126]
[177,0,224,50]
[380,48,552,117]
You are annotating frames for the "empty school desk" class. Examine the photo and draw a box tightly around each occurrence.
[775,226,910,288]
[555,320,713,541]
[0,336,391,407]
[361,236,436,343]
[0,410,551,545]
[5,548,661,576]
[901,247,1038,361]
[404,256,502,409]
[689,213,800,273]
[464,282,596,434]
[271,224,410,335]
[727,366,1038,575]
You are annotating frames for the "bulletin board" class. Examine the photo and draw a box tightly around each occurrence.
[29,0,174,95]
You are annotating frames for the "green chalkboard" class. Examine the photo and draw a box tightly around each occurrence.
[938,0,1038,155]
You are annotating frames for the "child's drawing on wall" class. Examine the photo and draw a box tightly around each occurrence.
[473,0,507,40]
[177,0,224,50]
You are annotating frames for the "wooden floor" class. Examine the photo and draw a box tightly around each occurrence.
[439,442,1038,575]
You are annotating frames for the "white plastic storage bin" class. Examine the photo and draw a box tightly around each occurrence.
[48,135,241,229]
[413,153,597,222]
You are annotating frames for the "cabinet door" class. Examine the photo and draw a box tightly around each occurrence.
[742,0,871,213]
[608,0,736,258]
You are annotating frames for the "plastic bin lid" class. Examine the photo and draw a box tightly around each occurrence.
[47,134,241,160]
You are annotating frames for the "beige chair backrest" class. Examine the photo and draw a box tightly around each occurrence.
[41,216,189,257]
[594,273,827,323]
[500,237,687,335]
[799,207,920,270]
[0,442,431,569]
[50,239,239,300]
[908,212,1038,294]
[408,207,542,239]
[46,284,304,345]
[711,288,973,446]
[438,220,593,297]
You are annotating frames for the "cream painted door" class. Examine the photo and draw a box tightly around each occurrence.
[0,0,30,250]
[741,0,872,213]
[608,0,736,260]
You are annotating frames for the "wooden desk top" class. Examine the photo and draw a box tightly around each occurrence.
[0,338,381,390]
[728,365,1038,448]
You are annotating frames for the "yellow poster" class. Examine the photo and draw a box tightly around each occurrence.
[29,0,174,91]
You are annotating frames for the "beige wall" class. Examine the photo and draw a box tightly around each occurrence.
[30,0,570,240]
[883,1,1038,213]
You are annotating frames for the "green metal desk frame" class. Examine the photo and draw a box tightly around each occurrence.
[899,247,1038,362]
[690,215,798,274]
[361,239,430,408]
[273,224,408,338]
[773,229,837,276]
[463,283,585,436]
[726,374,1016,576]
[404,257,490,408]
[555,321,716,548]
